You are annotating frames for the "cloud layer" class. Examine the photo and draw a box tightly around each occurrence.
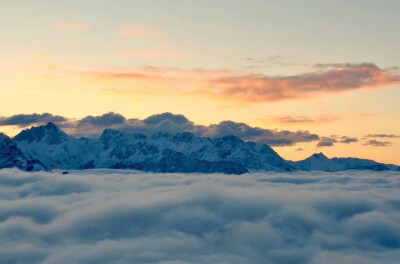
[0,112,320,146]
[6,112,397,149]
[0,113,68,127]
[0,169,399,263]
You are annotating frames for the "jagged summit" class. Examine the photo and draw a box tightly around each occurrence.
[309,152,328,159]
[171,132,196,143]
[14,122,68,145]
[45,122,58,129]
[0,132,10,141]
[0,132,45,171]
[151,131,171,139]
[100,128,125,143]
[219,135,244,143]
[0,123,398,173]
[101,129,148,148]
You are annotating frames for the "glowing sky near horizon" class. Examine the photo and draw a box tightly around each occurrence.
[0,0,399,164]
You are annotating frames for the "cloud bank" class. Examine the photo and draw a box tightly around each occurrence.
[0,112,320,146]
[0,113,68,127]
[209,63,400,102]
[0,169,399,263]
[76,63,400,103]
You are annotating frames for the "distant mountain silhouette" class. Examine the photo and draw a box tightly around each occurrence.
[0,123,398,174]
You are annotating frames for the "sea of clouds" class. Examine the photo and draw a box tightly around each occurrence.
[0,169,399,264]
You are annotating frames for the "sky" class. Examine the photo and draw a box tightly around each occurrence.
[0,0,399,164]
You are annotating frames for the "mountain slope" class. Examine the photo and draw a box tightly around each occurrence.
[98,129,248,174]
[14,123,100,170]
[0,133,46,171]
[151,132,295,171]
[293,152,397,172]
[0,123,398,173]
[99,130,294,172]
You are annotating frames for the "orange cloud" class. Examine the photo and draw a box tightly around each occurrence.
[349,112,382,119]
[80,71,164,80]
[76,70,178,96]
[262,114,339,125]
[74,63,400,103]
[53,23,89,30]
[117,26,166,38]
[208,63,400,102]
[77,67,233,86]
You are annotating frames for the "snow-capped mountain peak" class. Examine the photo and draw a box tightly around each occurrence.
[0,123,398,173]
[14,122,68,145]
[309,152,328,160]
[0,132,46,171]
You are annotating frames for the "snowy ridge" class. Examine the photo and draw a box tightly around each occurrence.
[0,133,46,171]
[292,152,398,172]
[0,123,399,174]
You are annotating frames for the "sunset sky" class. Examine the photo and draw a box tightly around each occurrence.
[1,0,399,164]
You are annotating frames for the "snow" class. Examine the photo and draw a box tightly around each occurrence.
[0,123,398,173]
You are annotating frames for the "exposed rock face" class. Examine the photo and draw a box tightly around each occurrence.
[0,123,398,174]
[0,133,46,171]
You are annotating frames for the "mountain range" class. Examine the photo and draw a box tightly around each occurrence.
[0,122,398,174]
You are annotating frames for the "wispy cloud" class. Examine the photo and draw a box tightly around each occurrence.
[244,55,309,69]
[349,112,382,119]
[209,63,400,102]
[21,53,56,60]
[317,135,359,147]
[73,63,400,104]
[120,49,185,59]
[78,70,165,81]
[117,25,166,38]
[268,116,315,124]
[81,63,399,103]
[262,114,338,125]
[53,23,90,30]
[339,136,358,144]
[363,140,392,147]
[365,134,400,138]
